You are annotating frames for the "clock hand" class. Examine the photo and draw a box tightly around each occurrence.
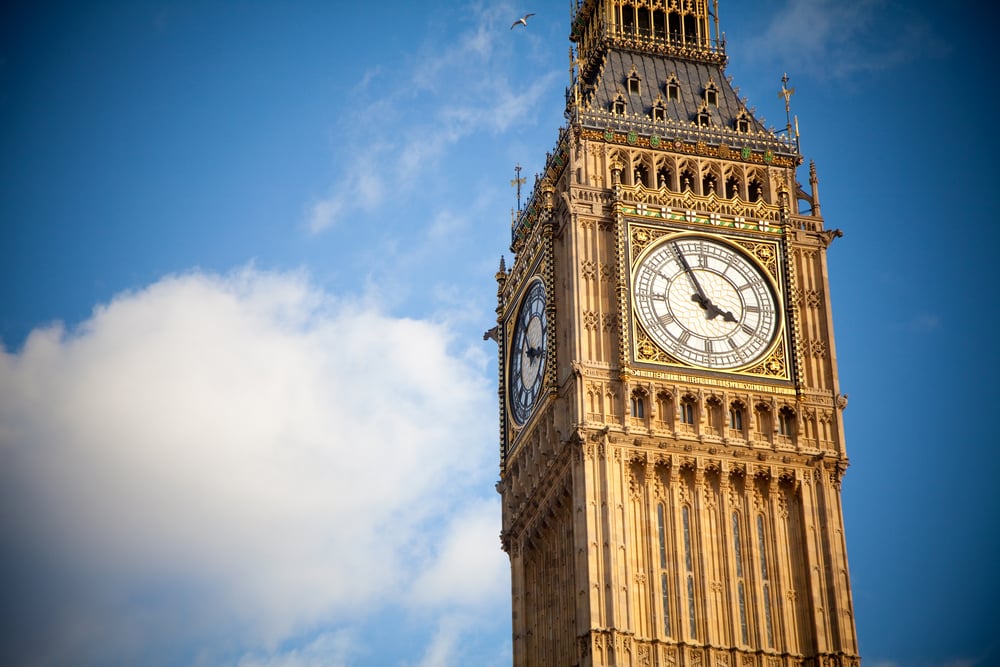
[672,242,735,320]
[671,242,711,306]
[705,302,738,323]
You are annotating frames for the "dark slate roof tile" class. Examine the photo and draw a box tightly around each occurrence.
[586,49,768,134]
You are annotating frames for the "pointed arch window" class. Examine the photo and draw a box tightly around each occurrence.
[757,515,775,648]
[702,172,717,195]
[680,168,695,191]
[656,165,671,189]
[652,8,666,41]
[705,396,723,435]
[633,163,650,187]
[729,403,744,431]
[630,388,647,419]
[732,512,749,645]
[657,503,672,637]
[655,390,673,428]
[754,403,773,442]
[682,505,697,638]
[725,176,740,199]
[679,397,696,425]
[778,407,796,438]
[620,3,636,35]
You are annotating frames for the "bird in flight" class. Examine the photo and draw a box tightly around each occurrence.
[511,13,535,29]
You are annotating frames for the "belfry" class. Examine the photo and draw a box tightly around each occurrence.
[493,1,860,666]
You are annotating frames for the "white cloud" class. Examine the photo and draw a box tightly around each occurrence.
[407,497,508,609]
[305,197,342,234]
[303,3,558,234]
[237,630,357,667]
[742,0,942,81]
[0,267,504,666]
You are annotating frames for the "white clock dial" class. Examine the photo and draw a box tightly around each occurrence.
[632,235,779,369]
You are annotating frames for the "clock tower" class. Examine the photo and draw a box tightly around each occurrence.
[494,2,860,666]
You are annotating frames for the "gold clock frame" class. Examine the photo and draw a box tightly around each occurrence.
[625,223,791,380]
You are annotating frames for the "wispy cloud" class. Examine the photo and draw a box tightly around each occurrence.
[237,629,357,667]
[740,0,946,81]
[0,267,506,666]
[303,3,558,234]
[909,312,941,332]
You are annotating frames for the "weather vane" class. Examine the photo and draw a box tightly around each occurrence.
[511,163,526,212]
[777,73,800,152]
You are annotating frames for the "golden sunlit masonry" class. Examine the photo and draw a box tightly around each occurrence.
[493,1,859,665]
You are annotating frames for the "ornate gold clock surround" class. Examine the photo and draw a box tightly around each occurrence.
[624,221,791,381]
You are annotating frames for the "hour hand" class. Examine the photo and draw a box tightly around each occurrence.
[525,345,544,361]
[692,293,737,322]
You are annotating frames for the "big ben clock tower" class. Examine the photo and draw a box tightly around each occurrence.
[494,2,860,666]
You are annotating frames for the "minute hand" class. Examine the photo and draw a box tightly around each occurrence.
[671,242,711,305]
[671,242,738,322]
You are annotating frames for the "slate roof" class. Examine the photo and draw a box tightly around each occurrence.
[576,49,795,155]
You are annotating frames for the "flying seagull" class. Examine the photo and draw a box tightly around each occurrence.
[511,13,535,29]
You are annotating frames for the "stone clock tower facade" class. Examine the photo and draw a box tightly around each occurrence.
[494,2,860,666]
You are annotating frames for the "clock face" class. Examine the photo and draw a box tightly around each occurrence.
[508,278,547,425]
[632,235,779,370]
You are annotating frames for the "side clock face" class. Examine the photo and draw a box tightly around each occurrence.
[508,278,547,425]
[632,235,779,370]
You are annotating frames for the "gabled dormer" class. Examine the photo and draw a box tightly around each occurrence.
[665,73,681,102]
[651,94,667,122]
[704,79,719,107]
[696,100,712,127]
[734,108,752,133]
[612,90,627,115]
[626,65,641,95]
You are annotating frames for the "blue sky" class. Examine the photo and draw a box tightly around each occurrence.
[1,1,997,666]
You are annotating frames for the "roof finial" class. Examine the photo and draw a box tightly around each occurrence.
[777,73,799,152]
[510,163,526,212]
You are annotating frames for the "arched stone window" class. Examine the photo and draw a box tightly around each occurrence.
[778,406,796,441]
[657,502,672,636]
[705,396,723,435]
[630,388,648,420]
[732,511,749,645]
[656,390,674,429]
[729,401,746,436]
[679,395,697,430]
[754,403,773,442]
[757,514,776,648]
